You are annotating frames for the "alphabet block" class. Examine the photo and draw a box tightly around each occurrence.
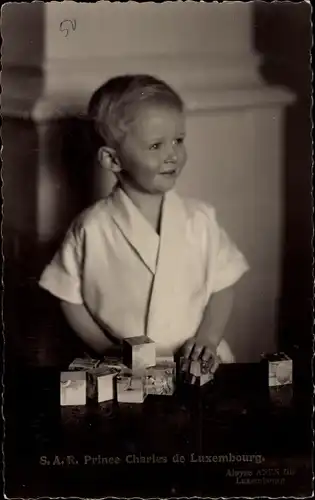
[123,336,156,371]
[60,371,86,406]
[145,361,176,395]
[261,352,293,387]
[179,357,214,387]
[156,355,174,363]
[93,367,118,403]
[99,357,129,374]
[117,373,146,403]
[198,371,214,387]
[68,357,100,371]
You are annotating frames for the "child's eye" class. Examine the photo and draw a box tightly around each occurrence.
[149,143,162,151]
[174,137,185,145]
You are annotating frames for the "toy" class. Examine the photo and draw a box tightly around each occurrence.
[196,371,214,387]
[145,361,176,395]
[123,336,156,371]
[94,367,118,403]
[117,373,146,403]
[156,355,174,363]
[179,357,215,386]
[189,359,212,377]
[68,357,100,371]
[261,352,293,387]
[98,357,129,374]
[60,371,87,406]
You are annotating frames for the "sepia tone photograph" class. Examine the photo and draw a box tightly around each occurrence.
[1,1,313,498]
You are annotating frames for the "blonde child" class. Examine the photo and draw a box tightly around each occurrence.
[39,74,249,373]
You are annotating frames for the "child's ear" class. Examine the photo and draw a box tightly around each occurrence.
[98,146,121,173]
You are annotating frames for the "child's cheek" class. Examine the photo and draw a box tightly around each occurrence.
[145,155,163,173]
[180,147,188,166]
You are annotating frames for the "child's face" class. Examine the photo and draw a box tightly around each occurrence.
[117,104,187,195]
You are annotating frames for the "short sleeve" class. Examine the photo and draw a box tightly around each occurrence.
[39,222,84,304]
[204,207,250,294]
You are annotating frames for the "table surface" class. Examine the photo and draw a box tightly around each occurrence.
[4,361,313,498]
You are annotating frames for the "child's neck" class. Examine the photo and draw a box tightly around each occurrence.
[120,183,164,234]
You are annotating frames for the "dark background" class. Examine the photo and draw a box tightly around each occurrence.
[254,2,313,358]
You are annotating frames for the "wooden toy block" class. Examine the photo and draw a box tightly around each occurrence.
[68,357,101,371]
[145,361,176,395]
[189,359,213,377]
[117,373,146,403]
[98,357,130,374]
[93,367,118,403]
[123,336,156,371]
[179,357,214,387]
[60,371,86,406]
[198,371,214,387]
[261,352,293,387]
[189,360,214,386]
[156,354,174,364]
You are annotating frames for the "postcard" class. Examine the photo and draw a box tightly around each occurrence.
[2,1,313,498]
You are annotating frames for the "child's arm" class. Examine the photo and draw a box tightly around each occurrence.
[183,285,234,364]
[61,301,114,355]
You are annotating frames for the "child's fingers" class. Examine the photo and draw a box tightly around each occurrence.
[183,340,195,359]
[181,358,190,373]
[191,343,203,361]
[210,355,220,374]
[190,375,197,385]
[201,346,216,362]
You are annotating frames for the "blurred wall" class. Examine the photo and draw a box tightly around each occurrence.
[3,2,304,366]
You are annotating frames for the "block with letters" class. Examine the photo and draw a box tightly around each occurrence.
[116,373,146,403]
[189,359,212,377]
[156,354,174,363]
[98,357,129,374]
[145,360,176,395]
[190,360,214,386]
[68,358,100,401]
[123,336,156,371]
[60,371,87,406]
[93,366,118,403]
[197,371,214,387]
[261,352,293,387]
[68,357,100,372]
[179,357,214,387]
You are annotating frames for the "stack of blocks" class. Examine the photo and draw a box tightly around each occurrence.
[123,336,156,371]
[119,336,176,402]
[60,337,214,407]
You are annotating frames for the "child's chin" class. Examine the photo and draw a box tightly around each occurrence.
[156,178,178,191]
[142,184,174,195]
[154,185,175,194]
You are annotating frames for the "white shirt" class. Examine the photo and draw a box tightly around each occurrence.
[39,186,249,356]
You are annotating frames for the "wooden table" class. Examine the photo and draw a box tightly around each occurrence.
[4,362,313,497]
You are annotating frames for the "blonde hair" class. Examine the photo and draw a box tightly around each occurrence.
[88,74,184,149]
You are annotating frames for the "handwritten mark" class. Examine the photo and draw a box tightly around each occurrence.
[60,19,76,38]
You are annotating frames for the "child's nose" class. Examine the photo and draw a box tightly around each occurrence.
[165,145,178,163]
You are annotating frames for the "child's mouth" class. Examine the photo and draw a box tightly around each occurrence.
[160,169,177,176]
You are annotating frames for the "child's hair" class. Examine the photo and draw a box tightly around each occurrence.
[88,74,184,149]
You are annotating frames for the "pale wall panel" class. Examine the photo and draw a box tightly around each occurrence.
[45,2,253,60]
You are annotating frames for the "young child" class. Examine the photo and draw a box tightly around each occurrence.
[39,74,249,373]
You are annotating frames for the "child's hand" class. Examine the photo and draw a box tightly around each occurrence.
[181,337,220,384]
[183,336,218,364]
